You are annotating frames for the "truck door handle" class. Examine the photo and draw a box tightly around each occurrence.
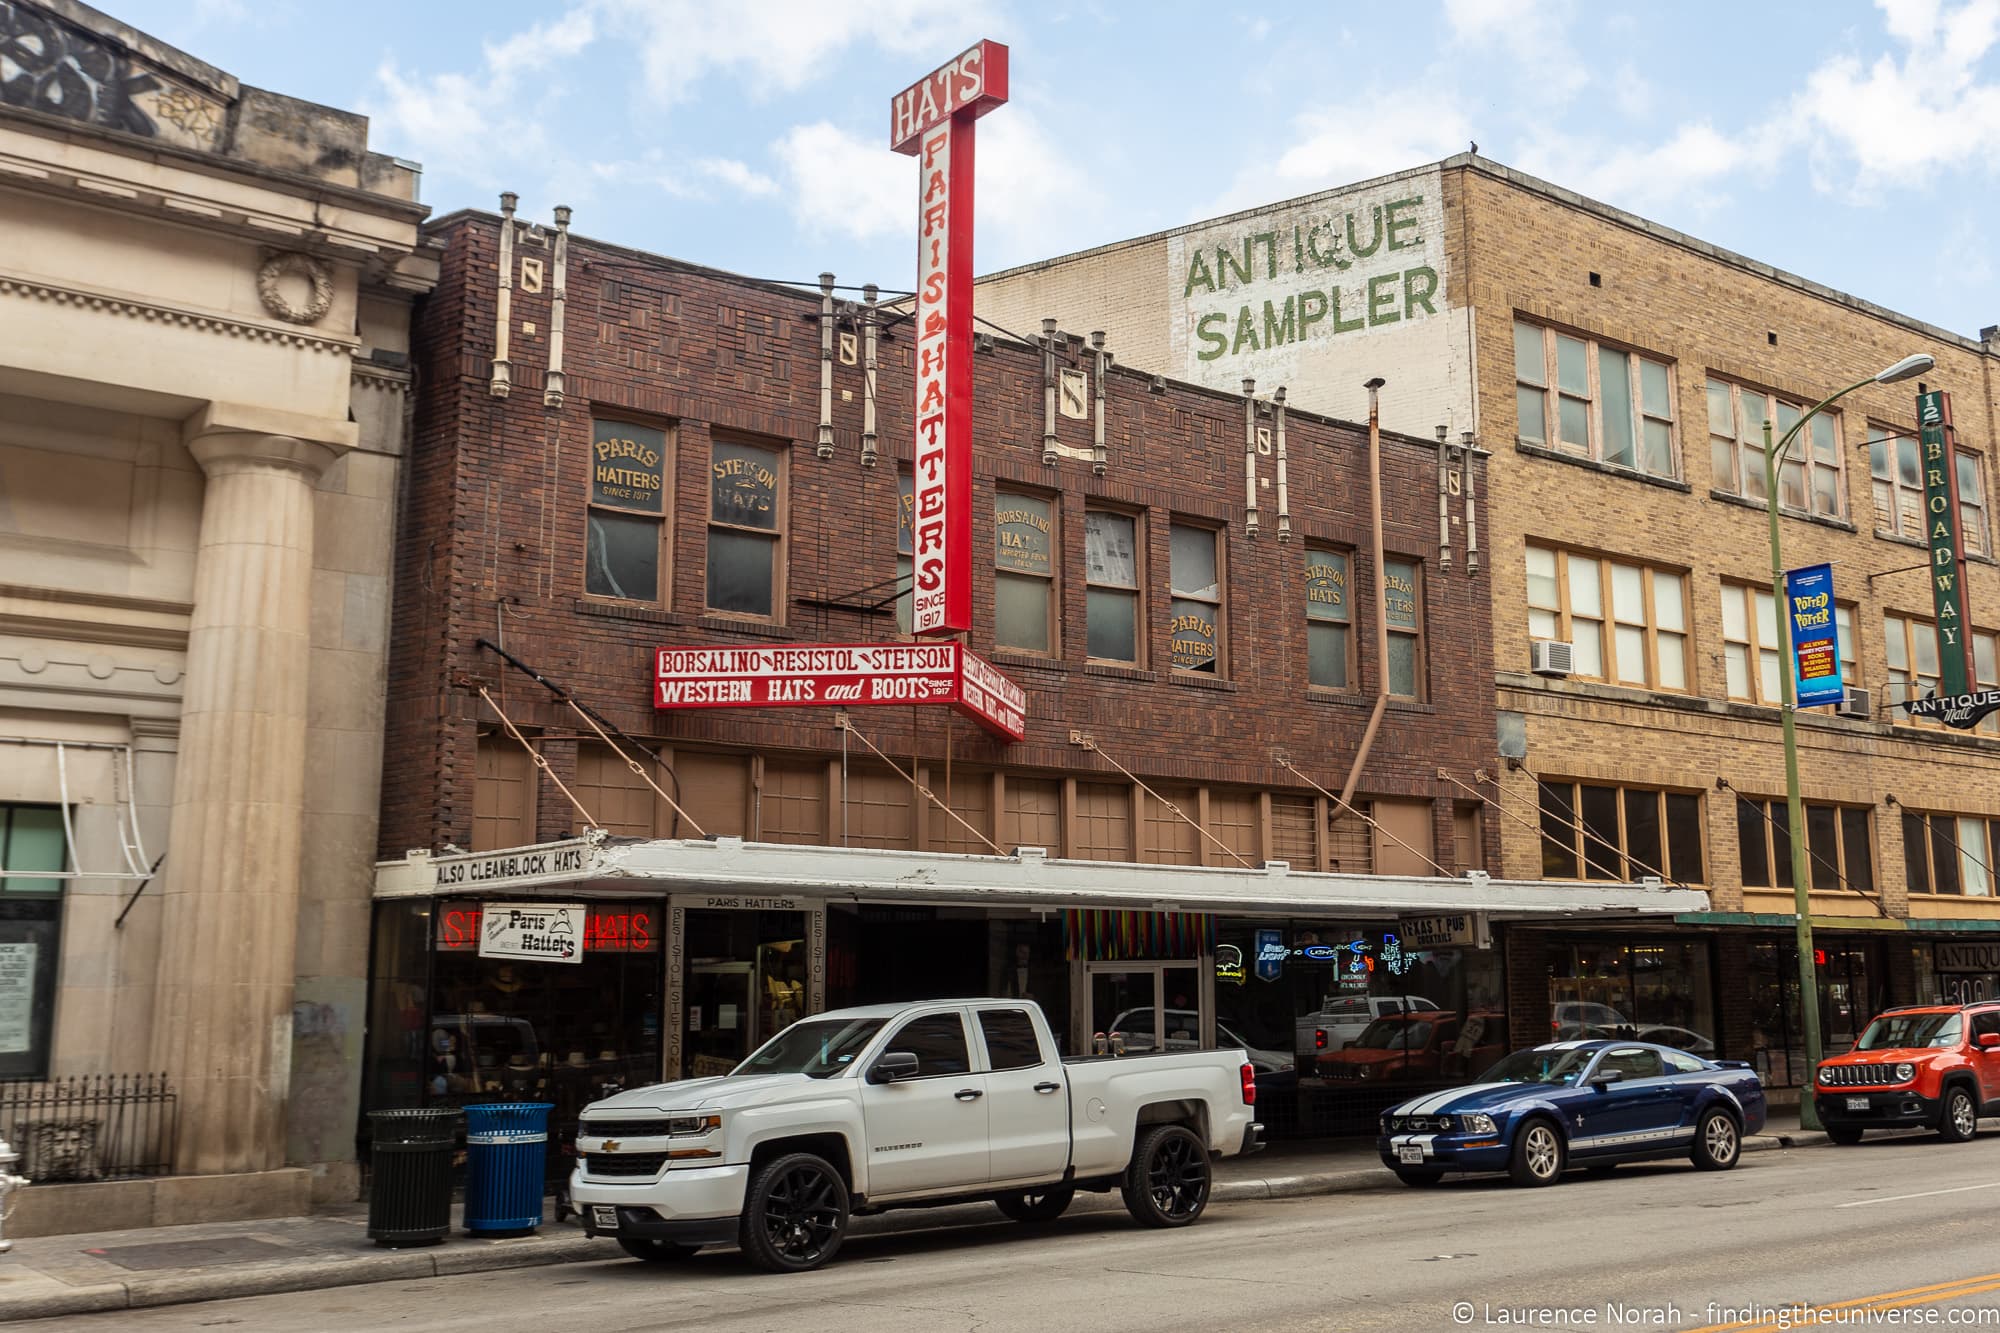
[955,1088,984,1102]
[1033,1082,1061,1094]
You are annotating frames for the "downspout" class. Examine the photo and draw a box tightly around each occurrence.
[1274,386,1290,541]
[542,204,571,410]
[489,191,516,398]
[1242,377,1260,537]
[860,284,880,466]
[1041,318,1059,465]
[816,273,836,459]
[1339,377,1391,808]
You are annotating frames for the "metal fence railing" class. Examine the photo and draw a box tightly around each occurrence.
[0,1073,177,1181]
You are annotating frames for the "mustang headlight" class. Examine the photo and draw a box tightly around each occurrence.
[1895,1063,1916,1084]
[666,1115,721,1136]
[1462,1113,1498,1136]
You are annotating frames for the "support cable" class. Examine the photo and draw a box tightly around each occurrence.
[564,700,706,839]
[1074,734,1254,869]
[1275,756,1454,879]
[836,716,1005,856]
[479,686,596,830]
[1719,781,1891,918]
[1890,799,1998,899]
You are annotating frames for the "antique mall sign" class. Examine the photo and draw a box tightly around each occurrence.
[654,642,1025,740]
[892,40,1008,635]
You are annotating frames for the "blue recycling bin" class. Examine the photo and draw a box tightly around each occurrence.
[462,1102,554,1236]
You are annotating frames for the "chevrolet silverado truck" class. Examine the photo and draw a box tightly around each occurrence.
[570,998,1263,1272]
[1814,1000,2000,1143]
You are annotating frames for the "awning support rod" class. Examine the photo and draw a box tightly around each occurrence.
[113,853,167,930]
[478,686,598,831]
[836,716,1005,856]
[1274,755,1454,879]
[1071,733,1254,869]
[564,699,706,838]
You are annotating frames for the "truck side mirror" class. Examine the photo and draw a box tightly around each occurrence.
[868,1051,920,1084]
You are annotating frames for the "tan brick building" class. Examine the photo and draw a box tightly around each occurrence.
[980,154,2000,1089]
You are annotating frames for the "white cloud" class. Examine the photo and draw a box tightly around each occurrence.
[771,122,909,242]
[696,158,780,197]
[1205,102,1472,218]
[1514,121,1775,214]
[1443,0,1585,104]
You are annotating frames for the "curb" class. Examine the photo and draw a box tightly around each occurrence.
[1747,1131,1831,1152]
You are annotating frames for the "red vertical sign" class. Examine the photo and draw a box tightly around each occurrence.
[892,41,1009,636]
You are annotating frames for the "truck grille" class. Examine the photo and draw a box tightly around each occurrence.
[585,1152,668,1177]
[580,1118,672,1138]
[1820,1063,1896,1087]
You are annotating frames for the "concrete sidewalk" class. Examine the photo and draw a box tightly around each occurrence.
[0,1118,1830,1323]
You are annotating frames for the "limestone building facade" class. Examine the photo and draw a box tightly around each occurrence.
[0,0,433,1222]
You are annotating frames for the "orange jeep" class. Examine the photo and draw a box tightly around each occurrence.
[1813,1001,2000,1144]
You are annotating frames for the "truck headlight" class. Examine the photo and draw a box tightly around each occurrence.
[1895,1063,1916,1084]
[1462,1113,1498,1135]
[666,1115,721,1136]
[1819,1067,1837,1086]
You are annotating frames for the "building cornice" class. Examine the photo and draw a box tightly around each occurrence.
[0,273,360,356]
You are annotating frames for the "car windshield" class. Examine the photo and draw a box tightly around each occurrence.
[1352,1018,1433,1050]
[733,1017,887,1078]
[1856,1013,1962,1051]
[1482,1047,1596,1086]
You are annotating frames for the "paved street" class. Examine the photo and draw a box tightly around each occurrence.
[22,1133,2000,1332]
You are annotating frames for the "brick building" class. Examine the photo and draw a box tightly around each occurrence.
[366,204,1697,1139]
[978,153,2000,1091]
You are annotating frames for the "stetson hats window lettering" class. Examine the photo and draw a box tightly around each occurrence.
[586,418,671,602]
[1305,548,1352,689]
[707,438,785,619]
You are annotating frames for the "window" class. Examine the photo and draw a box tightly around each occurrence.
[1709,379,1845,519]
[884,1012,971,1076]
[1721,584,1856,709]
[1738,797,1875,894]
[1537,781,1705,884]
[1903,812,2000,897]
[1514,321,1677,477]
[1871,426,1988,557]
[1085,509,1141,664]
[1305,548,1353,689]
[1,805,66,894]
[1525,546,1689,690]
[977,1009,1045,1070]
[1168,522,1223,674]
[994,491,1056,654]
[1595,1048,1665,1081]
[585,419,669,601]
[1381,556,1425,697]
[895,471,914,634]
[1888,615,2000,736]
[707,438,784,618]
[0,805,65,1080]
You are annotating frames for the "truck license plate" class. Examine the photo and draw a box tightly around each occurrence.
[592,1205,619,1230]
[1398,1144,1425,1164]
[1846,1096,1869,1111]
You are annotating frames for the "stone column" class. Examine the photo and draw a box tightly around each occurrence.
[151,429,340,1176]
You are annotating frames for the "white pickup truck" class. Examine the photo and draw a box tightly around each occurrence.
[570,998,1264,1272]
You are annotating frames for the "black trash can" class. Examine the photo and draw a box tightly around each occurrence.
[367,1107,460,1247]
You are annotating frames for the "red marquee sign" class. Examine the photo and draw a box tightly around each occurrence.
[654,642,1025,741]
[892,40,1007,637]
[436,902,659,954]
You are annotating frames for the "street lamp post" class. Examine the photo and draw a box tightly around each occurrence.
[1762,352,1933,1130]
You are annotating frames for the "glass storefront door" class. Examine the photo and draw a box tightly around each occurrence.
[1086,963,1204,1055]
[677,908,806,1078]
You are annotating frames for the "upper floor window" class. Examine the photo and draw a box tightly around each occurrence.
[707,439,785,619]
[895,471,914,634]
[1168,522,1224,675]
[1903,811,2000,897]
[1708,379,1845,519]
[1720,583,1855,709]
[1085,509,1141,665]
[1738,796,1875,894]
[1886,614,2000,736]
[1383,556,1425,698]
[1537,780,1705,884]
[1514,321,1677,478]
[1869,426,1989,558]
[585,419,670,601]
[1526,545,1689,690]
[994,491,1057,655]
[1305,547,1353,690]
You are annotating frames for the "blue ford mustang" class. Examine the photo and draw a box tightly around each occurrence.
[1376,1039,1767,1187]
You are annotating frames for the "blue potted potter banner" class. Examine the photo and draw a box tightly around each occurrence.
[1785,563,1843,708]
[1254,928,1286,982]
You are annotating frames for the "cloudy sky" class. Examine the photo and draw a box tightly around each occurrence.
[123,0,2000,338]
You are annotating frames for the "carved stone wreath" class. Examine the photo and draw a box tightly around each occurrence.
[256,252,333,325]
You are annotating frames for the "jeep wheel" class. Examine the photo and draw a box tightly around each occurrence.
[1121,1124,1211,1227]
[738,1152,849,1273]
[1939,1086,1979,1143]
[617,1237,695,1263]
[1826,1124,1863,1146]
[1508,1119,1565,1187]
[995,1187,1074,1223]
[1691,1109,1740,1170]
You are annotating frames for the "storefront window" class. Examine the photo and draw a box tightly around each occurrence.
[682,908,805,1079]
[1545,940,1715,1055]
[362,900,433,1120]
[1748,939,1884,1087]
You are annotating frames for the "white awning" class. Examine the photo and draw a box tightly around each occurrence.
[376,835,1708,923]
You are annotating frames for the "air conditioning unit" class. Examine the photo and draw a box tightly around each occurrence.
[1837,687,1873,720]
[1530,639,1575,678]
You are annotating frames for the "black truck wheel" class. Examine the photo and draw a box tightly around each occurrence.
[738,1151,850,1273]
[1121,1124,1211,1227]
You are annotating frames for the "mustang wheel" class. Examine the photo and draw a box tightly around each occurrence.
[995,1187,1074,1223]
[1393,1167,1443,1187]
[1691,1109,1740,1170]
[1508,1119,1565,1187]
[617,1237,695,1263]
[1122,1124,1211,1227]
[738,1151,849,1273]
[1939,1086,1979,1143]
[1826,1125,1864,1145]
